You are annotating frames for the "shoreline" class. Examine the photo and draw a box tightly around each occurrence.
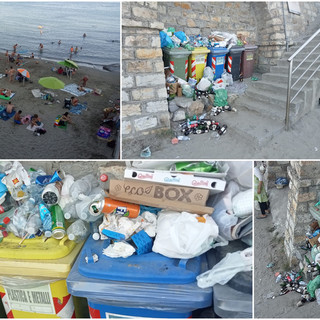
[0,50,120,73]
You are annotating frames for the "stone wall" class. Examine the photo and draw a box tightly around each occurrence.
[284,161,320,265]
[122,2,320,140]
[253,2,320,72]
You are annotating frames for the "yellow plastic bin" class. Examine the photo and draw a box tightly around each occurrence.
[188,47,210,82]
[0,233,86,318]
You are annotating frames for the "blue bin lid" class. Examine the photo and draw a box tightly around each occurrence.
[77,237,207,284]
[67,251,213,310]
[208,47,229,55]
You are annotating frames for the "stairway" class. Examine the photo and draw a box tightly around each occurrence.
[225,35,320,145]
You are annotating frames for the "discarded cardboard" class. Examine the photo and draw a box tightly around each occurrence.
[124,168,226,194]
[166,82,179,95]
[309,234,320,247]
[109,180,214,215]
[177,85,182,97]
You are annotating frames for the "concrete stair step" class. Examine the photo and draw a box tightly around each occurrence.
[262,72,316,86]
[282,50,320,59]
[217,108,285,145]
[271,63,320,75]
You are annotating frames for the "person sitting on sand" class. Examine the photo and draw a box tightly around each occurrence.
[71,96,79,106]
[57,67,64,75]
[6,101,15,114]
[58,112,72,126]
[14,110,23,124]
[0,88,12,97]
[8,66,15,82]
[77,85,86,92]
[79,76,88,87]
[31,114,42,128]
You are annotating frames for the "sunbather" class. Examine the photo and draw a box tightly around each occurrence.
[31,114,42,128]
[0,88,12,97]
[6,101,14,114]
[14,110,23,124]
[58,112,72,126]
[71,96,79,106]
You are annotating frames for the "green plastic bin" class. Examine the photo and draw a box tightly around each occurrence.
[162,47,191,80]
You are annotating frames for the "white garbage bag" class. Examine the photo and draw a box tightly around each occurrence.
[152,210,220,259]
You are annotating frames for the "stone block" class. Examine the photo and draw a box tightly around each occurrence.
[174,97,193,109]
[154,60,165,73]
[270,33,285,40]
[300,179,312,188]
[136,48,163,59]
[188,100,205,116]
[122,19,144,28]
[187,19,196,28]
[131,88,154,101]
[122,90,130,102]
[146,100,168,113]
[132,7,158,20]
[151,36,161,47]
[122,76,135,89]
[122,103,141,117]
[122,120,132,135]
[172,109,186,121]
[298,191,317,202]
[158,112,171,127]
[126,60,153,73]
[168,100,179,113]
[136,73,165,87]
[174,2,191,10]
[150,22,164,30]
[134,116,158,131]
[124,35,149,47]
[122,48,132,60]
[157,87,168,99]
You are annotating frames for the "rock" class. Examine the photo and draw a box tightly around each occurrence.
[174,96,193,109]
[168,100,179,113]
[188,100,204,116]
[172,108,186,121]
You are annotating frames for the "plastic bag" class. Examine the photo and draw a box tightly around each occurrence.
[203,67,214,82]
[213,79,227,91]
[207,181,240,240]
[174,31,187,43]
[197,78,211,91]
[316,288,320,305]
[152,210,220,259]
[102,241,136,258]
[221,71,233,86]
[188,78,197,88]
[197,247,252,288]
[232,189,253,218]
[182,84,193,98]
[214,89,228,106]
[307,275,320,298]
[160,31,174,48]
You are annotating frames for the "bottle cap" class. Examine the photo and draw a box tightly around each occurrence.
[92,232,100,240]
[3,217,10,224]
[2,230,8,237]
[44,231,52,238]
[100,174,108,182]
[68,233,75,241]
[64,213,71,220]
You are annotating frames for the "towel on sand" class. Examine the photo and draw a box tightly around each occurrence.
[61,83,93,97]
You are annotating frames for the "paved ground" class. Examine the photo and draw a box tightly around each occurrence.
[254,187,320,318]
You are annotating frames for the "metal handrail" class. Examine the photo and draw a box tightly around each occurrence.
[285,28,320,130]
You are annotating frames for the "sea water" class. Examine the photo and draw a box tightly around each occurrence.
[0,2,120,71]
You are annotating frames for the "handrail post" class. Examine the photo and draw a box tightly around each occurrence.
[285,60,293,131]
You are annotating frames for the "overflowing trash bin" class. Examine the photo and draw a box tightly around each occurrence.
[207,47,229,80]
[0,160,253,318]
[240,45,258,78]
[188,47,211,81]
[225,46,245,81]
[162,47,191,81]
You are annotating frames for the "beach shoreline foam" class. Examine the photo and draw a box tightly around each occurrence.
[0,55,120,159]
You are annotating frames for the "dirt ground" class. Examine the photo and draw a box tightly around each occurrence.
[254,187,320,318]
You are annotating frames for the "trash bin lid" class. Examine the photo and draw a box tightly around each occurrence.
[162,47,191,57]
[229,45,245,53]
[77,237,207,284]
[244,44,258,51]
[190,47,210,56]
[208,47,229,55]
[67,254,213,310]
[0,237,84,278]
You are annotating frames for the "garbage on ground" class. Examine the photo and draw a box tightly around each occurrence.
[275,177,289,189]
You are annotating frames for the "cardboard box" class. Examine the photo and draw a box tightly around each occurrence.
[177,85,182,97]
[109,180,213,215]
[166,82,179,95]
[124,168,226,194]
[308,234,320,247]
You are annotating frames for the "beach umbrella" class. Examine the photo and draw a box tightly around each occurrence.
[64,60,79,69]
[17,68,30,78]
[38,77,65,90]
[17,68,30,86]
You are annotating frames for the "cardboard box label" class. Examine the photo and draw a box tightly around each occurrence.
[110,180,209,206]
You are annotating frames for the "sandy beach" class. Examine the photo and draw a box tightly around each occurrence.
[0,55,120,159]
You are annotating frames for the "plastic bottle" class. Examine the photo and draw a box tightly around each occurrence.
[90,218,103,240]
[67,219,90,242]
[98,172,116,192]
[69,174,99,200]
[0,206,15,226]
[39,203,52,238]
[177,136,190,141]
[63,203,78,220]
[42,182,62,205]
[0,193,14,214]
[24,212,42,237]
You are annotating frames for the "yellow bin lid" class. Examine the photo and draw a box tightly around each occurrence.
[190,47,210,56]
[0,234,84,278]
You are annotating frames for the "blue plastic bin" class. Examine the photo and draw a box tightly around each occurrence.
[67,237,213,318]
[207,47,229,80]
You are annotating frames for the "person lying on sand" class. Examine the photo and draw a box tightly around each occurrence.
[77,85,86,92]
[0,88,12,97]
[71,96,79,106]
[31,114,42,128]
[14,110,23,124]
[58,112,72,126]
[6,101,15,114]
